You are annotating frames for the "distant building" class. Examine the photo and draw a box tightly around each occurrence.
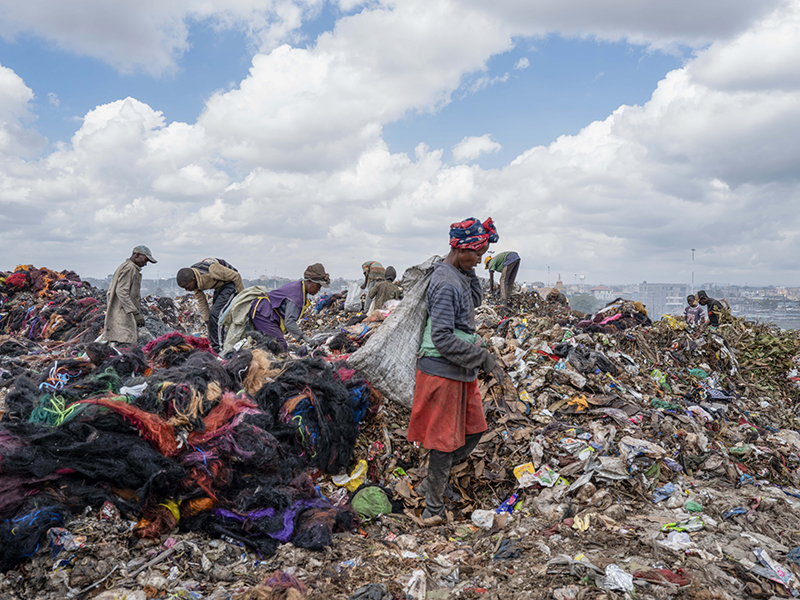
[555,274,564,290]
[591,284,613,302]
[531,281,545,288]
[639,282,690,320]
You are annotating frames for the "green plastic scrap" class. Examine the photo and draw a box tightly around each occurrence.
[650,398,680,410]
[661,515,704,532]
[729,444,753,459]
[351,486,393,521]
[685,500,703,513]
[689,368,708,379]
[650,369,672,393]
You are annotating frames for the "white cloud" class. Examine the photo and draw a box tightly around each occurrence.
[199,1,516,169]
[452,135,502,162]
[689,3,800,91]
[0,65,46,157]
[514,57,529,70]
[464,72,509,95]
[1,1,800,286]
[0,0,324,75]
[47,92,59,107]
[469,0,784,50]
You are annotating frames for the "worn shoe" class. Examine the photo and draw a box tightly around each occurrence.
[416,479,461,502]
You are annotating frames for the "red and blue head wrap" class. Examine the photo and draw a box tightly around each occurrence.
[449,217,499,250]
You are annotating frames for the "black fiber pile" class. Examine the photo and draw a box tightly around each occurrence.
[0,334,373,574]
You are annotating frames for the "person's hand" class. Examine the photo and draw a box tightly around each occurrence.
[360,283,366,290]
[491,363,506,384]
[134,312,145,327]
[481,352,505,384]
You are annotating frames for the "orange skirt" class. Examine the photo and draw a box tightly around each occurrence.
[407,370,487,453]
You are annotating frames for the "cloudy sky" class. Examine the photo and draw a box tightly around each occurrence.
[0,0,797,286]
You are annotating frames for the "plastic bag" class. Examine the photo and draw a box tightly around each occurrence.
[332,459,367,492]
[344,282,363,313]
[349,256,442,409]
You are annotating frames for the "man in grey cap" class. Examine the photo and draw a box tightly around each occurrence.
[103,245,156,344]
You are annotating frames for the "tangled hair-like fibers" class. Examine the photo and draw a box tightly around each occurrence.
[143,332,216,367]
[247,331,285,356]
[97,345,150,378]
[75,398,179,456]
[1,416,185,498]
[135,502,179,539]
[0,504,69,572]
[225,349,254,389]
[254,358,358,473]
[135,352,233,429]
[3,376,41,422]
[225,349,283,396]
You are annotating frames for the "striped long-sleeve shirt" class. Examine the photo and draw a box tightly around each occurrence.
[417,262,487,382]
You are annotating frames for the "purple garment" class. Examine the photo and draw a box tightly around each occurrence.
[215,498,329,543]
[249,280,305,349]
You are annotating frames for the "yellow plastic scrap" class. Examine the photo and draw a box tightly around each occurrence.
[572,514,591,532]
[159,500,181,522]
[662,314,686,331]
[567,395,589,411]
[332,459,368,492]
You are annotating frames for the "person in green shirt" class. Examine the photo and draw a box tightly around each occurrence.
[484,251,521,305]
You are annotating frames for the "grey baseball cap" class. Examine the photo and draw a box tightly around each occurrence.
[132,245,157,263]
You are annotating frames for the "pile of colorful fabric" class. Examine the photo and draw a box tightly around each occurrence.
[0,333,373,572]
[575,298,651,333]
[1,265,205,345]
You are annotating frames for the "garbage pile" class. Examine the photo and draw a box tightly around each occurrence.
[311,296,800,598]
[1,265,206,346]
[6,262,800,599]
[0,280,376,599]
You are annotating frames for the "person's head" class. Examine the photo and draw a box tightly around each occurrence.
[547,288,560,300]
[687,294,696,306]
[130,245,157,268]
[696,290,708,305]
[385,266,396,282]
[176,268,197,291]
[484,255,492,270]
[303,263,330,295]
[449,245,489,272]
[447,216,498,272]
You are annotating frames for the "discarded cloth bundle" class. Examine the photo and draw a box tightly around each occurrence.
[143,331,217,367]
[134,352,234,430]
[254,358,366,474]
[0,341,368,572]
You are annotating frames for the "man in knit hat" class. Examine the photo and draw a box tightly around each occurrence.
[103,245,156,345]
[246,263,330,350]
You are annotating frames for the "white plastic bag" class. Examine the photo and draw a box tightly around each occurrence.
[344,281,363,312]
[348,256,442,408]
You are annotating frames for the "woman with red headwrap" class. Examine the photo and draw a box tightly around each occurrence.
[407,217,504,525]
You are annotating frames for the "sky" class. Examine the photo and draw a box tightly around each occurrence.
[0,0,798,287]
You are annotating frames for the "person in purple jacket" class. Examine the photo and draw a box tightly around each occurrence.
[249,263,330,350]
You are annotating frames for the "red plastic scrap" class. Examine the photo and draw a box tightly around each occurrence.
[633,568,691,586]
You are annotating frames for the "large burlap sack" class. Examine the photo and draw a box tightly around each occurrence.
[348,256,442,408]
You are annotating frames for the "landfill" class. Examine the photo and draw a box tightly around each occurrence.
[4,265,800,599]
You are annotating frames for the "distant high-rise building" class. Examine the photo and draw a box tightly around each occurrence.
[639,282,689,320]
